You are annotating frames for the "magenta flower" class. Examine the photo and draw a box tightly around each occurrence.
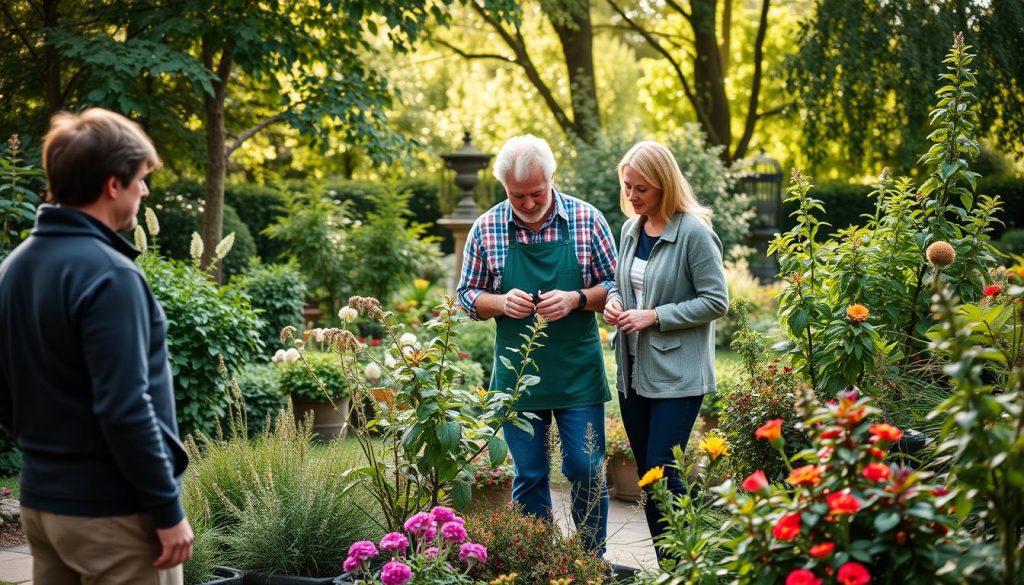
[380,532,409,553]
[424,546,439,559]
[431,505,458,524]
[380,560,413,585]
[403,512,437,539]
[342,556,362,573]
[441,521,467,543]
[346,540,378,561]
[459,542,488,566]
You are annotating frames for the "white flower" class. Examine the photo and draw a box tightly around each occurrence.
[402,345,416,357]
[364,362,382,382]
[399,333,417,347]
[133,225,147,253]
[272,349,287,363]
[144,207,160,237]
[313,328,326,343]
[284,348,301,364]
[189,233,204,262]
[384,354,397,368]
[214,232,235,261]
[338,306,358,323]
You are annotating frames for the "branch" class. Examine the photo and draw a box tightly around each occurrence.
[431,37,510,62]
[605,0,720,145]
[663,0,692,24]
[0,3,39,61]
[756,104,787,119]
[732,0,770,162]
[226,109,292,159]
[60,65,89,103]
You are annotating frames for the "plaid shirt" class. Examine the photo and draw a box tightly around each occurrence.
[457,190,618,320]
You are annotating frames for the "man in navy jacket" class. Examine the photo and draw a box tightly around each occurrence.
[0,108,193,584]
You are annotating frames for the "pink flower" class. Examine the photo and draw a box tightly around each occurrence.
[786,569,823,585]
[342,556,362,573]
[346,540,378,561]
[380,532,409,553]
[459,542,488,566]
[403,512,437,539]
[836,561,871,585]
[431,506,457,524]
[380,560,413,585]
[441,521,467,543]
[742,470,770,494]
[424,546,439,559]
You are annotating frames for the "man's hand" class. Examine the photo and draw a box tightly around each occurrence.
[535,290,576,322]
[616,309,658,334]
[603,299,622,325]
[502,288,536,319]
[154,517,194,569]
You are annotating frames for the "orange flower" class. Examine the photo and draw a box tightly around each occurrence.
[836,561,871,585]
[787,465,822,486]
[755,418,784,441]
[772,512,802,541]
[869,423,903,443]
[862,462,891,483]
[637,466,664,488]
[846,304,870,322]
[869,448,887,459]
[742,470,770,494]
[808,542,835,558]
[827,492,861,515]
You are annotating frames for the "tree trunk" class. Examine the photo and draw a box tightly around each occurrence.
[548,1,600,144]
[43,0,62,113]
[201,38,232,282]
[692,0,731,162]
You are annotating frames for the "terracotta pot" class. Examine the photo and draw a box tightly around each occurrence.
[292,395,352,439]
[607,453,642,502]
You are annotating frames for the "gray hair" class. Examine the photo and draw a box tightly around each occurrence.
[492,134,557,186]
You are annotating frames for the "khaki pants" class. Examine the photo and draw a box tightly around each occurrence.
[21,506,183,585]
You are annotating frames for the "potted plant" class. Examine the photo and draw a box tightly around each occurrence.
[274,349,352,438]
[606,416,641,502]
[468,458,514,513]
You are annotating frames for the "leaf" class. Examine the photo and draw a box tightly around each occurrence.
[451,479,471,509]
[486,435,508,466]
[874,511,900,533]
[436,421,461,451]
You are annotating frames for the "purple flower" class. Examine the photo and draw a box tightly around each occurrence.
[431,505,457,524]
[424,546,439,559]
[403,512,437,538]
[459,542,487,566]
[380,560,413,585]
[346,540,378,561]
[379,532,409,553]
[342,556,362,573]
[441,522,467,543]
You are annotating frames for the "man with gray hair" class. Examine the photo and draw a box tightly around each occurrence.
[457,134,616,555]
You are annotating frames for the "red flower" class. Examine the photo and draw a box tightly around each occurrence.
[862,462,891,483]
[755,419,784,441]
[458,351,469,359]
[836,561,871,585]
[742,470,769,494]
[827,492,861,515]
[868,423,903,443]
[772,512,802,541]
[819,428,843,440]
[983,284,1002,297]
[808,542,835,558]
[869,448,887,459]
[787,465,822,486]
[786,569,822,585]
[370,338,382,347]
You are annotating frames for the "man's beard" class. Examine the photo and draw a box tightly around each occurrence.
[512,197,552,225]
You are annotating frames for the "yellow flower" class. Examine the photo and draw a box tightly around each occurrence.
[477,387,488,398]
[846,304,870,322]
[699,436,730,460]
[637,466,665,488]
[414,278,430,291]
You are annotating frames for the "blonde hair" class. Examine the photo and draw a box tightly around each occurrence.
[617,140,712,227]
[43,108,160,206]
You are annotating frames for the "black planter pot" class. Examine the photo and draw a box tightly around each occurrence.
[196,568,345,585]
[891,428,928,467]
[197,566,244,585]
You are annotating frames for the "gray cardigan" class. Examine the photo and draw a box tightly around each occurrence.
[607,212,729,398]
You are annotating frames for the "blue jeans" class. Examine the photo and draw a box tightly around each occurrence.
[618,390,704,558]
[502,404,608,555]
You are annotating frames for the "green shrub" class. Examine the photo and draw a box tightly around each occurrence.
[181,485,220,585]
[397,178,454,253]
[454,358,485,389]
[232,259,307,353]
[138,253,263,437]
[275,352,350,401]
[464,503,606,584]
[321,178,386,218]
[223,182,287,262]
[0,436,20,476]
[995,228,1024,261]
[143,182,258,278]
[456,318,496,381]
[233,362,287,437]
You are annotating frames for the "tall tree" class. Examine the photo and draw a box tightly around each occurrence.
[605,0,776,163]
[786,0,1024,173]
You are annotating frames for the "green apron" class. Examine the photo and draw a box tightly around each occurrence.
[490,215,610,410]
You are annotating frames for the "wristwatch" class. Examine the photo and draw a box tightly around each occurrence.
[576,289,587,310]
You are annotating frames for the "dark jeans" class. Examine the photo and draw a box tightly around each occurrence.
[618,389,703,558]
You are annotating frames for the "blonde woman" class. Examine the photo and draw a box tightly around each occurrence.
[604,140,728,557]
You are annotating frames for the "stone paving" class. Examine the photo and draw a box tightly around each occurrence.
[0,490,657,584]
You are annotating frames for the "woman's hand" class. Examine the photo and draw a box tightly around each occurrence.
[603,299,622,325]
[616,309,657,333]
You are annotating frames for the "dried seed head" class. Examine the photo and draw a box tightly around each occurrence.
[348,296,384,320]
[926,241,956,269]
[279,325,297,344]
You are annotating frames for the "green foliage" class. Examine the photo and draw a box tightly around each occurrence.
[181,487,220,585]
[558,127,754,260]
[144,182,257,278]
[223,183,287,261]
[0,436,21,477]
[232,362,287,437]
[464,503,606,584]
[786,1,1024,172]
[137,247,263,438]
[716,258,780,347]
[0,134,44,257]
[605,415,632,460]
[276,352,351,401]
[232,259,307,353]
[927,260,1024,584]
[397,178,454,254]
[708,392,997,584]
[995,229,1024,262]
[455,319,497,381]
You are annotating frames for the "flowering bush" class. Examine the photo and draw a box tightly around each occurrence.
[469,458,513,491]
[605,415,632,460]
[705,390,996,584]
[344,507,488,585]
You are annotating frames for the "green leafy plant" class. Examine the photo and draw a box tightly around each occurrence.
[232,362,287,436]
[232,259,307,353]
[0,134,43,258]
[275,351,351,401]
[605,415,632,460]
